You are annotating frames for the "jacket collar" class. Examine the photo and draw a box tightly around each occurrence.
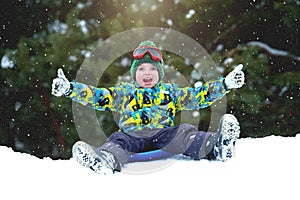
[134,81,162,89]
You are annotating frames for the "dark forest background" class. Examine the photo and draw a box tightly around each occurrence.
[0,0,299,159]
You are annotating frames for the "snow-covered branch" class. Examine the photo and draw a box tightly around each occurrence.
[247,41,300,62]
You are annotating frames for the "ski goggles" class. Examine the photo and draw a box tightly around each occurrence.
[133,46,163,62]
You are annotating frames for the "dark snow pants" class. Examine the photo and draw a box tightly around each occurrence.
[99,123,219,165]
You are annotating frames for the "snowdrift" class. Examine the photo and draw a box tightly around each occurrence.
[1,135,299,200]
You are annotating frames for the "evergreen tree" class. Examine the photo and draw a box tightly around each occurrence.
[1,0,299,158]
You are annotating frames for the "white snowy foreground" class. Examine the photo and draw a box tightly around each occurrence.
[1,135,299,200]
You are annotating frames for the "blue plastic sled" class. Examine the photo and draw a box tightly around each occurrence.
[127,149,175,163]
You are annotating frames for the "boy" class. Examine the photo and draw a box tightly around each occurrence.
[52,41,245,174]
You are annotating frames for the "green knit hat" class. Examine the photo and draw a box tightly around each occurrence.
[130,41,164,81]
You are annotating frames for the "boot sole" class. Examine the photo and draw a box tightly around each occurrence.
[72,141,114,175]
[214,114,240,161]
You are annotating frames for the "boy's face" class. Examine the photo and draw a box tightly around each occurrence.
[135,63,159,88]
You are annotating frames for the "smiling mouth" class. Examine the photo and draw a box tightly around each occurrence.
[143,77,153,82]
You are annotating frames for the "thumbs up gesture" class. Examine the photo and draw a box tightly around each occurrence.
[224,64,245,89]
[51,68,71,97]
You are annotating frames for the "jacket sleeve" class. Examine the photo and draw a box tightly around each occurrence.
[175,78,229,111]
[65,81,121,112]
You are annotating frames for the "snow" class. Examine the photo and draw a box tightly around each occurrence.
[224,57,234,65]
[77,20,89,34]
[47,19,68,34]
[186,9,196,19]
[248,41,300,61]
[167,18,173,26]
[1,54,14,68]
[1,135,299,200]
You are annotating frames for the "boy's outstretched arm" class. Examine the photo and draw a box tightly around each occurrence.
[51,68,120,112]
[176,64,245,110]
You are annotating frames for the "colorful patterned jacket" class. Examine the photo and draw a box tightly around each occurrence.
[66,78,229,133]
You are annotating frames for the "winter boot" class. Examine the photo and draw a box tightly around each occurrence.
[213,114,240,161]
[72,141,121,175]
